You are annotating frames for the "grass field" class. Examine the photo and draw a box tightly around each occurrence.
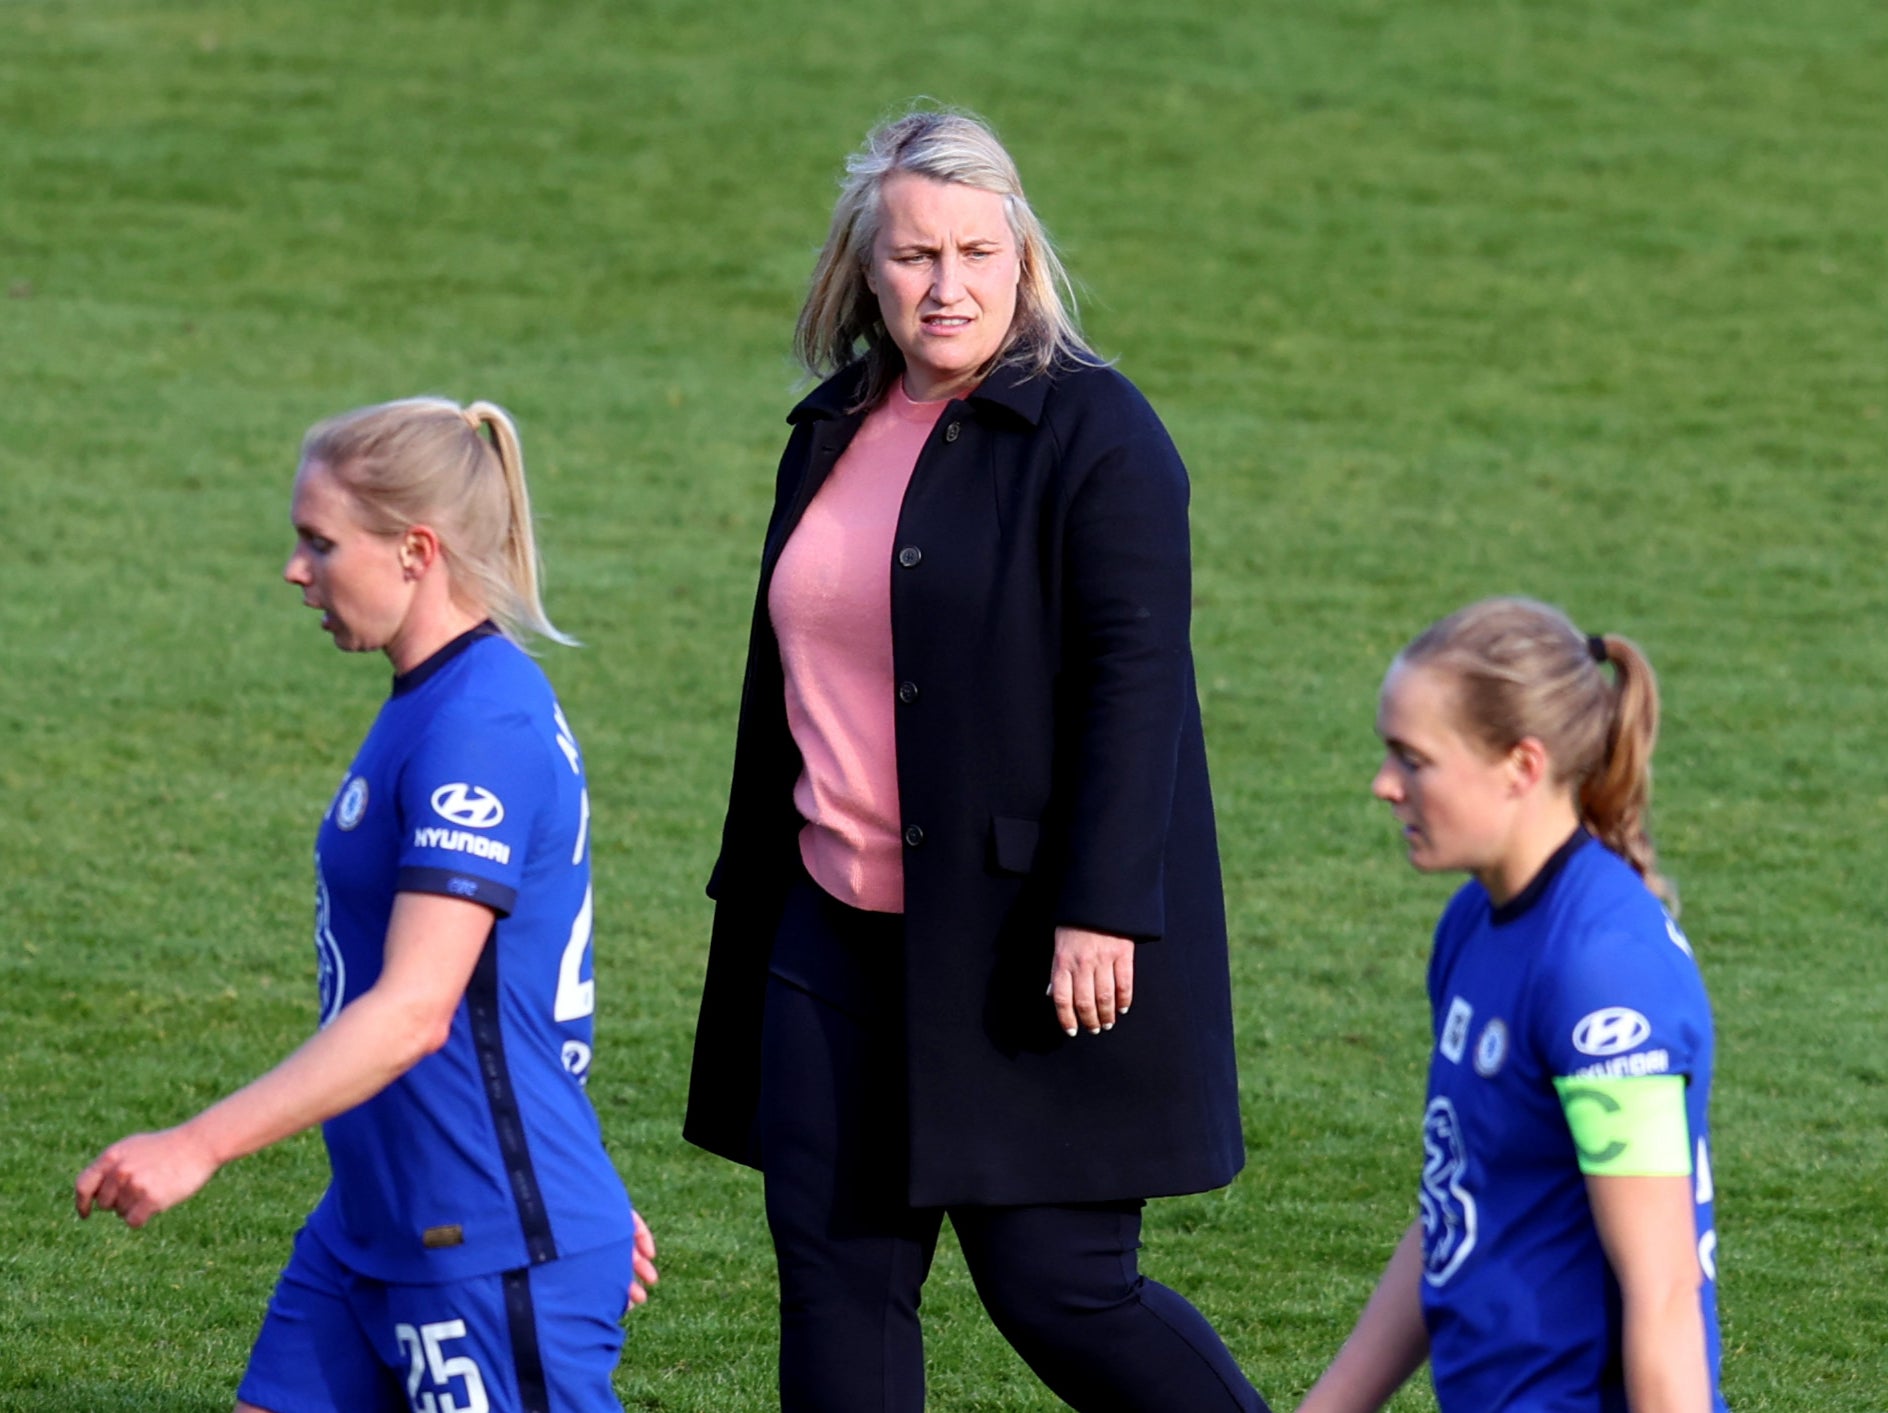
[4,0,1886,1408]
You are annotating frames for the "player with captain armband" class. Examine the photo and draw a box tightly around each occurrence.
[1296,597,1728,1413]
[76,397,657,1413]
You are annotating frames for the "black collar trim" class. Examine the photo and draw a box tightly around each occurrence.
[391,621,502,697]
[1490,827,1592,926]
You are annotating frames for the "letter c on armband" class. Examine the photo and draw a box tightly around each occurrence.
[1553,1074,1692,1177]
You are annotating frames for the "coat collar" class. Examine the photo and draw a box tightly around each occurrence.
[786,356,1054,429]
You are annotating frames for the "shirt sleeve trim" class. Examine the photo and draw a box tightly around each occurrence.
[398,866,517,918]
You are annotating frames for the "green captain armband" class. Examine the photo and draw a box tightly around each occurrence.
[1553,1074,1692,1176]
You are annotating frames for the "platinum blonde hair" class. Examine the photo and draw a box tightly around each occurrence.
[794,106,1097,410]
[1399,596,1671,906]
[299,397,575,648]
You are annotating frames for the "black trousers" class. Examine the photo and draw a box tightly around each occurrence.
[757,874,1269,1413]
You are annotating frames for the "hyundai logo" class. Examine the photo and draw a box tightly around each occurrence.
[1571,1007,1652,1057]
[431,783,505,829]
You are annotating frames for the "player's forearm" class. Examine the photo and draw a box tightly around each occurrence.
[181,988,447,1167]
[1622,1287,1712,1413]
[1297,1222,1429,1413]
[1585,1171,1712,1413]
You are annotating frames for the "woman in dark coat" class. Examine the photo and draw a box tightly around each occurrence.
[685,107,1267,1413]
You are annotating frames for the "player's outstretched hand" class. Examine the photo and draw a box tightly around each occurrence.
[75,1126,220,1227]
[628,1208,659,1306]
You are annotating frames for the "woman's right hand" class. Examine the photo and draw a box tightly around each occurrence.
[1046,925,1136,1036]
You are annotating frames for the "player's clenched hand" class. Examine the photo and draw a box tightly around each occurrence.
[75,1126,220,1227]
[628,1209,659,1307]
[1046,925,1136,1036]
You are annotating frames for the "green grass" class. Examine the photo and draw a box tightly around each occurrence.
[4,0,1886,1408]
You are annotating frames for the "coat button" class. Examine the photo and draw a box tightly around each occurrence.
[897,680,919,703]
[903,825,924,847]
[897,546,922,568]
[944,421,961,443]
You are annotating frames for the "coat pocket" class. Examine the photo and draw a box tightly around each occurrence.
[989,815,1041,875]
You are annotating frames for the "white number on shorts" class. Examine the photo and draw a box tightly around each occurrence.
[395,1319,490,1413]
[553,882,596,1023]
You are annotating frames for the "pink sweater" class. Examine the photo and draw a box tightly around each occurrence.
[768,381,949,913]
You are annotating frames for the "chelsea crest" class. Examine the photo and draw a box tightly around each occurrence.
[335,775,369,831]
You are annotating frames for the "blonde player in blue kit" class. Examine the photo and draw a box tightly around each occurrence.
[76,398,657,1413]
[1297,597,1726,1413]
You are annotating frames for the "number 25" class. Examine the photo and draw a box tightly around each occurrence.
[395,1319,489,1413]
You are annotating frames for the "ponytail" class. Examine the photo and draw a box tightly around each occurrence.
[1578,633,1670,906]
[462,401,575,648]
[1401,597,1675,907]
[302,396,576,649]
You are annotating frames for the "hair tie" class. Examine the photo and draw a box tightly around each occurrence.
[1586,634,1609,664]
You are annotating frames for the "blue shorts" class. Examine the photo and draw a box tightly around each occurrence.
[237,1226,630,1413]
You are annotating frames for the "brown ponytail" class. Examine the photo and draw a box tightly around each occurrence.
[1578,633,1669,905]
[1400,598,1674,907]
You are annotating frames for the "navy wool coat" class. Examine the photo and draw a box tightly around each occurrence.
[683,356,1246,1207]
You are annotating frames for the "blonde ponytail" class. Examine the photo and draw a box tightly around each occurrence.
[462,401,575,647]
[301,396,575,649]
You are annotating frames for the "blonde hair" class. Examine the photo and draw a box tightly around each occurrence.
[1399,596,1671,905]
[794,106,1098,410]
[299,397,574,647]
